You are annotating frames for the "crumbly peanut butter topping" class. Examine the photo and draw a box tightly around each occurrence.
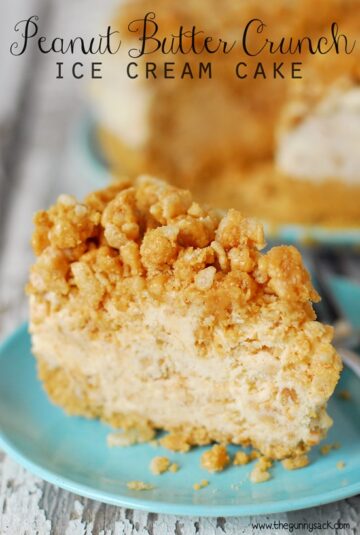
[28,176,319,337]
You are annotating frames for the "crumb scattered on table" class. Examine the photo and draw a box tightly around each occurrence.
[201,444,230,473]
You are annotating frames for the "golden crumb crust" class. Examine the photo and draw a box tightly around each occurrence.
[28,175,319,325]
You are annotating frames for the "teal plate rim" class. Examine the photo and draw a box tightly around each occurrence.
[0,323,360,517]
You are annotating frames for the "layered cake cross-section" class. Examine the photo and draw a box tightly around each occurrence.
[27,177,342,459]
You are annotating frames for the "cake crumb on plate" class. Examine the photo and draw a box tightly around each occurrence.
[282,455,309,470]
[107,424,155,447]
[233,451,251,466]
[160,432,191,453]
[249,457,273,483]
[193,480,209,490]
[320,444,332,456]
[169,463,179,473]
[320,442,341,456]
[150,456,171,475]
[201,444,230,473]
[126,481,154,491]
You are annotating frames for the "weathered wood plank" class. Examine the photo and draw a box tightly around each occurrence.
[0,0,48,254]
[1,453,359,535]
[0,457,51,535]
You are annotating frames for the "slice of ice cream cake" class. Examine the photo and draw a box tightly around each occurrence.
[27,176,341,459]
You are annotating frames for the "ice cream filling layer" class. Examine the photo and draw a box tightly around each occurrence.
[277,87,360,184]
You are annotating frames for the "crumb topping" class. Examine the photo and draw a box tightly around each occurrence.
[28,176,320,337]
[201,444,230,473]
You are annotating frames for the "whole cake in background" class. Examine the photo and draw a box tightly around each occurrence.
[27,176,342,460]
[90,0,360,227]
[200,50,360,227]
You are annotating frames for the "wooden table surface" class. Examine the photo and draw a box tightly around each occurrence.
[0,1,359,533]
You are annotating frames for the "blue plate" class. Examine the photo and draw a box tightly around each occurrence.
[0,323,359,516]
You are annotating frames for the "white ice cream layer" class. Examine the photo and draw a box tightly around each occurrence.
[277,87,360,184]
